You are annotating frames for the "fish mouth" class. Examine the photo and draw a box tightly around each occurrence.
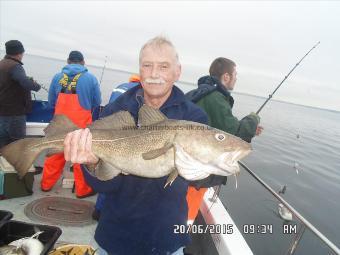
[231,149,251,162]
[174,145,249,181]
[213,149,251,176]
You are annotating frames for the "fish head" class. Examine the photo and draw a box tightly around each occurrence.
[175,125,252,179]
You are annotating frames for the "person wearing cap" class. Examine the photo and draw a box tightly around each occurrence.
[0,40,41,148]
[41,50,101,198]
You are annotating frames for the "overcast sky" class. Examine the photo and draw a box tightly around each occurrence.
[1,1,339,111]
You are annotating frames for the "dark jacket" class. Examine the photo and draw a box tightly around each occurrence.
[81,85,208,255]
[186,75,259,143]
[0,56,41,115]
[185,76,260,189]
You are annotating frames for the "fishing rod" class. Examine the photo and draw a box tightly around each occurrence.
[39,83,49,93]
[99,56,108,86]
[28,76,48,93]
[92,56,107,118]
[256,41,320,115]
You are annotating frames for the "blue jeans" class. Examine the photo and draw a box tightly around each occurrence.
[0,115,26,148]
[96,246,184,255]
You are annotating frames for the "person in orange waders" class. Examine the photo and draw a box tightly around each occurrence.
[41,51,101,198]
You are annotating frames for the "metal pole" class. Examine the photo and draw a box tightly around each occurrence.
[239,161,340,255]
[256,41,320,115]
[286,224,306,255]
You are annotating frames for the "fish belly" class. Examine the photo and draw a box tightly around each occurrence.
[92,130,176,178]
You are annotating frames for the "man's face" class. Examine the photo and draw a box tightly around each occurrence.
[139,44,181,102]
[17,53,24,61]
[224,67,237,91]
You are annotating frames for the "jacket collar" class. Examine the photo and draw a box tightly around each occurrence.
[198,75,231,98]
[5,55,23,65]
[116,83,186,113]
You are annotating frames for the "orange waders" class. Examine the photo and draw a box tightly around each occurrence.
[186,186,208,224]
[41,73,93,197]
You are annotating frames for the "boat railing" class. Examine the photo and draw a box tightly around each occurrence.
[238,161,340,255]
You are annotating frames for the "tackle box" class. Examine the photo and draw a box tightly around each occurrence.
[0,156,35,199]
[0,210,13,229]
[0,220,62,255]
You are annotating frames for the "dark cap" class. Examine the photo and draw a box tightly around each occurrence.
[68,51,84,62]
[5,40,25,55]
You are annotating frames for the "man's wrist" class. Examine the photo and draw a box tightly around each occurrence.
[86,158,100,171]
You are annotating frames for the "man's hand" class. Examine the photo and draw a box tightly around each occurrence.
[64,128,99,165]
[249,112,260,124]
[256,125,264,136]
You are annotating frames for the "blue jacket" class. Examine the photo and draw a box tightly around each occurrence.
[48,64,101,110]
[108,81,139,103]
[81,85,208,255]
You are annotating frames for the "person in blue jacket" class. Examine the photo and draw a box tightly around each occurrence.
[42,51,101,197]
[48,52,101,112]
[63,36,208,255]
[93,74,140,220]
[108,74,140,103]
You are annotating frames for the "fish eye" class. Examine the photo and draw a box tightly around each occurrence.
[215,133,225,141]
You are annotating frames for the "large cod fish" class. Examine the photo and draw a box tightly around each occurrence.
[0,105,251,184]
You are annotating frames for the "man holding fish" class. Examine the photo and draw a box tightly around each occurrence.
[1,36,251,255]
[63,36,251,255]
[64,36,209,255]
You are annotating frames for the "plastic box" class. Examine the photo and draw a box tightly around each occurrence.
[0,220,62,255]
[0,157,35,199]
[0,210,13,229]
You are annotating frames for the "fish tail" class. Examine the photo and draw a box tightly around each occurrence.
[0,138,44,178]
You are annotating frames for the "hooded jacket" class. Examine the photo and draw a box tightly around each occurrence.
[48,64,101,110]
[186,75,259,143]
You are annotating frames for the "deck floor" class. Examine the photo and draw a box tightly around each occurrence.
[0,170,99,248]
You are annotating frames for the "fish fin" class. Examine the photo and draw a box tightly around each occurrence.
[66,247,74,255]
[138,104,167,126]
[0,138,44,178]
[46,148,62,157]
[94,160,122,181]
[88,111,135,130]
[164,168,179,188]
[142,142,173,160]
[44,115,78,138]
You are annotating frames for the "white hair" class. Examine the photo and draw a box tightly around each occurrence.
[139,36,179,65]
